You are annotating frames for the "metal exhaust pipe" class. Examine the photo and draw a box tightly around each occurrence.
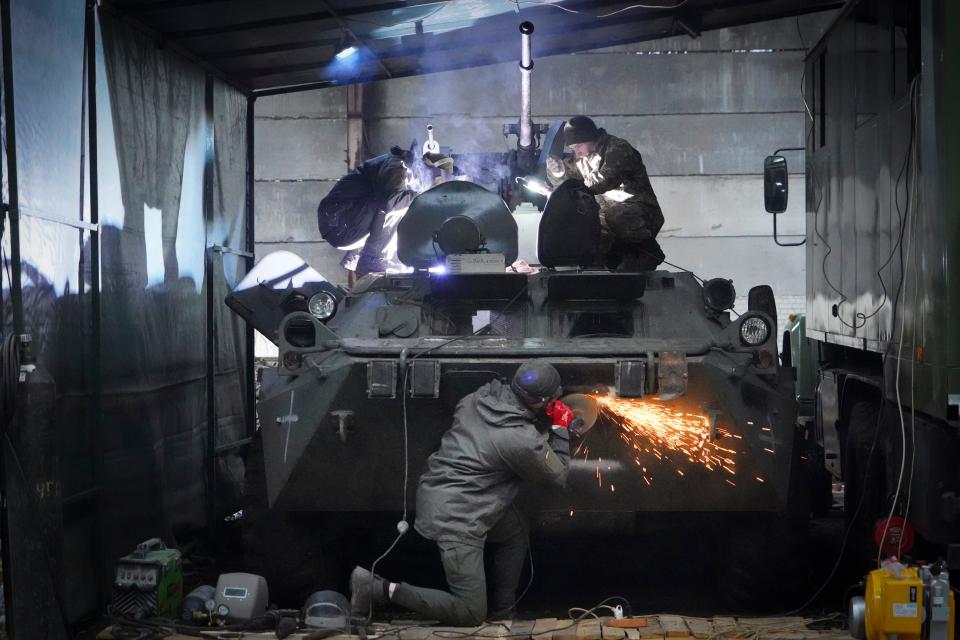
[519,21,534,150]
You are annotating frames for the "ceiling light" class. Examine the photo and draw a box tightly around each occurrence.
[335,45,358,60]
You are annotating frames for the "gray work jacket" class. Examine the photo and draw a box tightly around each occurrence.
[414,380,570,547]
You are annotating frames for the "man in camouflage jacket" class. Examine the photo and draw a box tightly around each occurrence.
[546,116,665,271]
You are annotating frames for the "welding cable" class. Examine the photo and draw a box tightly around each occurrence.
[778,353,901,614]
[779,99,920,610]
[796,1,814,121]
[877,85,921,568]
[815,77,919,332]
[108,607,303,638]
[894,80,923,559]
[365,285,532,625]
[492,503,536,618]
[631,249,742,315]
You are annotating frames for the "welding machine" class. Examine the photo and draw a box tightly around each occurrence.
[850,561,954,640]
[111,538,183,619]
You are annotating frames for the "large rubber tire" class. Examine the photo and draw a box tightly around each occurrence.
[716,516,815,613]
[241,434,345,606]
[841,401,887,572]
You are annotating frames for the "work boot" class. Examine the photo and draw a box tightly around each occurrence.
[487,606,516,622]
[349,566,389,621]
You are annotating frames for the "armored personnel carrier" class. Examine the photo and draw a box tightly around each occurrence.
[228,177,829,607]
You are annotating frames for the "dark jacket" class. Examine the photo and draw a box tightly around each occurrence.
[316,147,417,248]
[547,130,664,241]
[414,380,570,547]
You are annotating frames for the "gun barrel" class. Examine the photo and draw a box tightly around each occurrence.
[519,21,534,150]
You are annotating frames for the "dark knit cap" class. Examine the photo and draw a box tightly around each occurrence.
[511,360,562,407]
[563,116,600,145]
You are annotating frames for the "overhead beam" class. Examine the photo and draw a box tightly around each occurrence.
[202,37,341,60]
[161,0,450,39]
[235,2,682,79]
[119,0,236,13]
[241,0,797,82]
[247,0,843,95]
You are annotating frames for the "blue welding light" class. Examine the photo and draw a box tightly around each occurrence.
[335,45,358,60]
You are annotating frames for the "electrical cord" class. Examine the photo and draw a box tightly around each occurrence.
[422,596,635,639]
[513,0,689,16]
[814,77,918,331]
[877,80,922,567]
[365,283,530,625]
[781,79,921,614]
[108,607,303,638]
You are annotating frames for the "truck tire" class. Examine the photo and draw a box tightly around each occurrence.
[717,515,813,612]
[841,401,887,571]
[241,433,343,605]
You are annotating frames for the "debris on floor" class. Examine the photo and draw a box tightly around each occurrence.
[97,614,848,640]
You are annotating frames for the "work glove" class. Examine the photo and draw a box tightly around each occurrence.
[545,400,574,429]
[545,155,565,178]
[545,399,587,434]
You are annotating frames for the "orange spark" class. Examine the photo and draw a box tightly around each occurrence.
[593,396,738,476]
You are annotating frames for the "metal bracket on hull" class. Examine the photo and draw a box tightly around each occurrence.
[657,351,688,400]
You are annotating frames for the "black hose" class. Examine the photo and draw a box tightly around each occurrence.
[0,333,20,431]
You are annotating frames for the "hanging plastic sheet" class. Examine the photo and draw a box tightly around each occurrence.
[0,3,249,625]
[96,9,247,566]
[1,0,87,634]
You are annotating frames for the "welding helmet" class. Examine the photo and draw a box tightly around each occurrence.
[302,590,350,629]
[563,116,600,145]
[511,360,562,408]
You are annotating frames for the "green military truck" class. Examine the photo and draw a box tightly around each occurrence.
[764,0,959,567]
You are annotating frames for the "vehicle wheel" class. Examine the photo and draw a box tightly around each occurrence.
[241,434,345,606]
[716,516,814,613]
[842,401,887,571]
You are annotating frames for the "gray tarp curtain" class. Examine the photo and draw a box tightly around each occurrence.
[2,0,249,623]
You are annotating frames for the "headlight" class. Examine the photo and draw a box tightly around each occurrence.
[307,291,337,320]
[702,278,736,312]
[739,316,770,346]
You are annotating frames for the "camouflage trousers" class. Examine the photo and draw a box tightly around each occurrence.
[598,200,664,243]
[598,201,665,271]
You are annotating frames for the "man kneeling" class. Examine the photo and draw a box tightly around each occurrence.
[350,361,574,625]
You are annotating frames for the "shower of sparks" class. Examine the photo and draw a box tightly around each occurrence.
[592,396,739,477]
